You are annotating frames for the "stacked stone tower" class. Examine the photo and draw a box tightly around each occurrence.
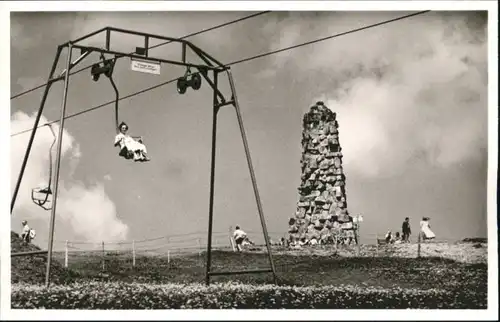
[288,101,351,244]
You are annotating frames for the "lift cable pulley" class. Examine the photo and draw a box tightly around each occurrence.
[90,54,121,132]
[177,66,202,94]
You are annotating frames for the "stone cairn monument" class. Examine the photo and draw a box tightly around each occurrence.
[287,101,355,245]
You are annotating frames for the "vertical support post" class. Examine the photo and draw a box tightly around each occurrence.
[417,232,421,258]
[102,241,105,271]
[105,28,111,51]
[45,44,73,288]
[109,77,120,132]
[226,68,277,284]
[229,226,236,252]
[144,36,149,57]
[356,233,360,256]
[376,233,379,257]
[205,70,219,286]
[132,240,136,267]
[64,240,68,268]
[356,217,361,256]
[182,43,186,64]
[11,46,63,214]
[356,217,360,245]
[167,250,170,264]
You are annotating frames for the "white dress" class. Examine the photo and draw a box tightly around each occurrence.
[420,220,435,239]
[114,133,147,154]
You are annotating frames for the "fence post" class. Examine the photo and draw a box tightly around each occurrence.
[355,222,361,256]
[417,232,421,258]
[229,227,235,252]
[132,240,136,267]
[101,241,105,271]
[64,240,68,268]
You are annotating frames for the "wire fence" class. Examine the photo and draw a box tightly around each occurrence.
[28,228,473,253]
[35,229,288,251]
[21,227,481,271]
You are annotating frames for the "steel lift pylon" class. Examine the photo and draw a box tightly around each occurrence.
[10,27,277,287]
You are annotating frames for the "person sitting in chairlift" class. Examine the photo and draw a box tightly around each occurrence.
[114,122,150,162]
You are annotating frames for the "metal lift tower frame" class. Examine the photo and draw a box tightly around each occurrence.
[10,27,277,287]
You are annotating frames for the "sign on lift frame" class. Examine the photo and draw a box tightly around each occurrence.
[130,58,161,75]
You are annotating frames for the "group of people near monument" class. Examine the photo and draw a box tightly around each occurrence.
[234,215,437,252]
[283,212,360,249]
[233,216,359,252]
[385,217,436,244]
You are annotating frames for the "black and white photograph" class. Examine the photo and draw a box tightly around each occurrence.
[1,1,498,320]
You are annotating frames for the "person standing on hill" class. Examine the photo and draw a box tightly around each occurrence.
[21,220,32,244]
[402,217,412,242]
[420,217,436,241]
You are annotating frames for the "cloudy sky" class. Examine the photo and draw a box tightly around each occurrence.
[8,9,489,248]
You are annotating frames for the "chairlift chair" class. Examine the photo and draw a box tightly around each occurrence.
[117,135,145,160]
[31,124,56,210]
[31,186,53,210]
[90,54,150,161]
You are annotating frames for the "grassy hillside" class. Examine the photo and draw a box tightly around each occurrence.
[11,232,488,309]
[11,232,79,284]
[11,234,486,291]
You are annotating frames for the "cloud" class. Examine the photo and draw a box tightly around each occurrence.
[10,112,75,194]
[56,184,128,241]
[10,111,129,242]
[294,12,488,178]
[262,12,402,71]
[10,17,43,51]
